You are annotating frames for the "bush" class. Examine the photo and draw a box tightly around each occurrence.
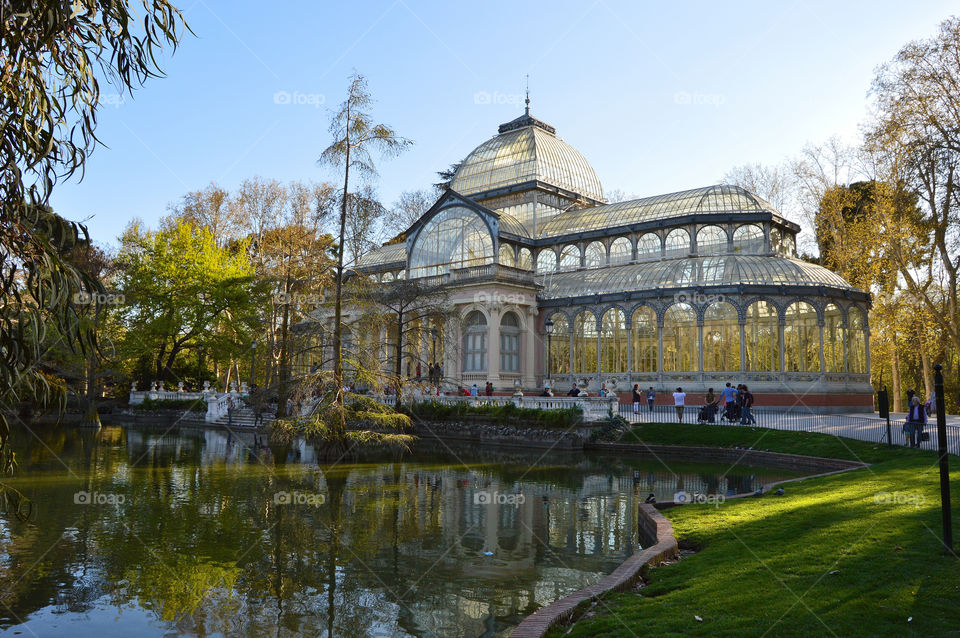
[409,401,583,429]
[130,398,206,413]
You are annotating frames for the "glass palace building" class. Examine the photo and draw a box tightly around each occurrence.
[356,109,872,411]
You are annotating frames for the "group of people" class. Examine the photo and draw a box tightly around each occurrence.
[629,381,756,424]
[414,362,443,385]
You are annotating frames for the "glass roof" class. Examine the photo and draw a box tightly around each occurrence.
[357,242,406,268]
[537,184,778,238]
[497,211,531,237]
[539,255,855,299]
[450,124,605,201]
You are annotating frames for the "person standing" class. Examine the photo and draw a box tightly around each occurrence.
[470,383,479,397]
[740,385,756,424]
[568,383,581,397]
[905,396,926,448]
[632,384,642,414]
[673,387,686,423]
[646,387,656,412]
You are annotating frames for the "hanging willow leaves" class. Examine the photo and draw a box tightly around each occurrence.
[0,1,188,516]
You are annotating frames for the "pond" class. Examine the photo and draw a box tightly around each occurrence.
[0,425,798,637]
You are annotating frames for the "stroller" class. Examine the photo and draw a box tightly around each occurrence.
[722,402,741,424]
[697,401,719,424]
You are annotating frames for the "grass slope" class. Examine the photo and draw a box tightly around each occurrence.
[550,424,960,637]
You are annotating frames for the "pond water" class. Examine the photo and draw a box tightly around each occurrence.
[0,425,797,637]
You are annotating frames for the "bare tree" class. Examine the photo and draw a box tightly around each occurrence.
[381,188,434,240]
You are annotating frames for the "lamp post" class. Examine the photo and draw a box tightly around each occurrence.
[933,364,952,553]
[544,318,554,386]
[250,340,257,389]
[431,327,438,363]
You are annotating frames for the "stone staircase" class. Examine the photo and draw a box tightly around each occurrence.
[212,405,274,428]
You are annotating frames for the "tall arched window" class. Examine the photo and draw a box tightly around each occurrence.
[498,243,516,267]
[518,247,533,270]
[663,303,697,372]
[382,271,395,282]
[631,306,658,372]
[702,301,740,371]
[696,225,727,255]
[600,308,628,373]
[548,313,570,376]
[745,300,779,372]
[823,304,846,372]
[637,233,661,259]
[733,224,764,253]
[559,244,580,271]
[848,307,867,374]
[664,229,690,258]
[584,241,606,268]
[573,311,598,373]
[408,206,493,278]
[784,235,796,256]
[463,311,487,372]
[536,249,557,273]
[609,237,632,265]
[770,227,783,254]
[500,312,521,373]
[784,301,820,372]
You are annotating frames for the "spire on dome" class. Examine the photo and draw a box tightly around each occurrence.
[525,74,530,116]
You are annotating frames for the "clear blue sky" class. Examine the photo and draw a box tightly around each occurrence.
[52,0,957,245]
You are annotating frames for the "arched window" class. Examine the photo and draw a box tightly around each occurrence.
[518,247,533,270]
[637,233,661,259]
[600,308,628,373]
[499,243,516,267]
[823,304,846,372]
[663,303,697,372]
[559,245,580,271]
[463,311,487,372]
[536,249,557,273]
[784,301,820,372]
[664,229,690,258]
[408,206,493,278]
[500,312,521,373]
[382,271,395,282]
[609,237,632,265]
[696,225,727,255]
[548,313,570,376]
[848,307,867,374]
[733,224,764,253]
[584,241,606,268]
[784,234,796,256]
[702,301,740,371]
[745,300,779,372]
[573,311,598,373]
[631,306,658,372]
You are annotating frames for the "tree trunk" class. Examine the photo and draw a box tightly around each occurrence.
[277,270,292,418]
[394,311,403,412]
[330,103,351,438]
[920,349,933,398]
[891,333,903,413]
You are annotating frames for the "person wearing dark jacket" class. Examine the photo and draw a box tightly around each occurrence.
[632,384,642,414]
[905,396,926,448]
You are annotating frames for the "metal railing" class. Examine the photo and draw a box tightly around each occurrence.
[617,402,960,454]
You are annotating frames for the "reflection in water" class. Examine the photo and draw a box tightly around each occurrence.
[0,426,794,637]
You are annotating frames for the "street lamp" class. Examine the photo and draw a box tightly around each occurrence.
[544,318,554,386]
[250,339,257,388]
[431,326,438,362]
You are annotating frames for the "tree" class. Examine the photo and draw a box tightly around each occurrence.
[161,183,239,245]
[117,221,259,385]
[0,0,187,510]
[381,189,434,241]
[361,278,453,411]
[722,162,794,213]
[317,73,410,434]
[433,162,461,193]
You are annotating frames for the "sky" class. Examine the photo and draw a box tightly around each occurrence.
[51,0,958,246]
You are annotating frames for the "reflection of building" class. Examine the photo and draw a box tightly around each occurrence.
[355,107,872,410]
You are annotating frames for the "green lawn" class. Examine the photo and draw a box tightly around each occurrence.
[550,424,960,637]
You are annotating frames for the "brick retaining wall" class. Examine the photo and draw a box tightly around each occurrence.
[509,504,678,638]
